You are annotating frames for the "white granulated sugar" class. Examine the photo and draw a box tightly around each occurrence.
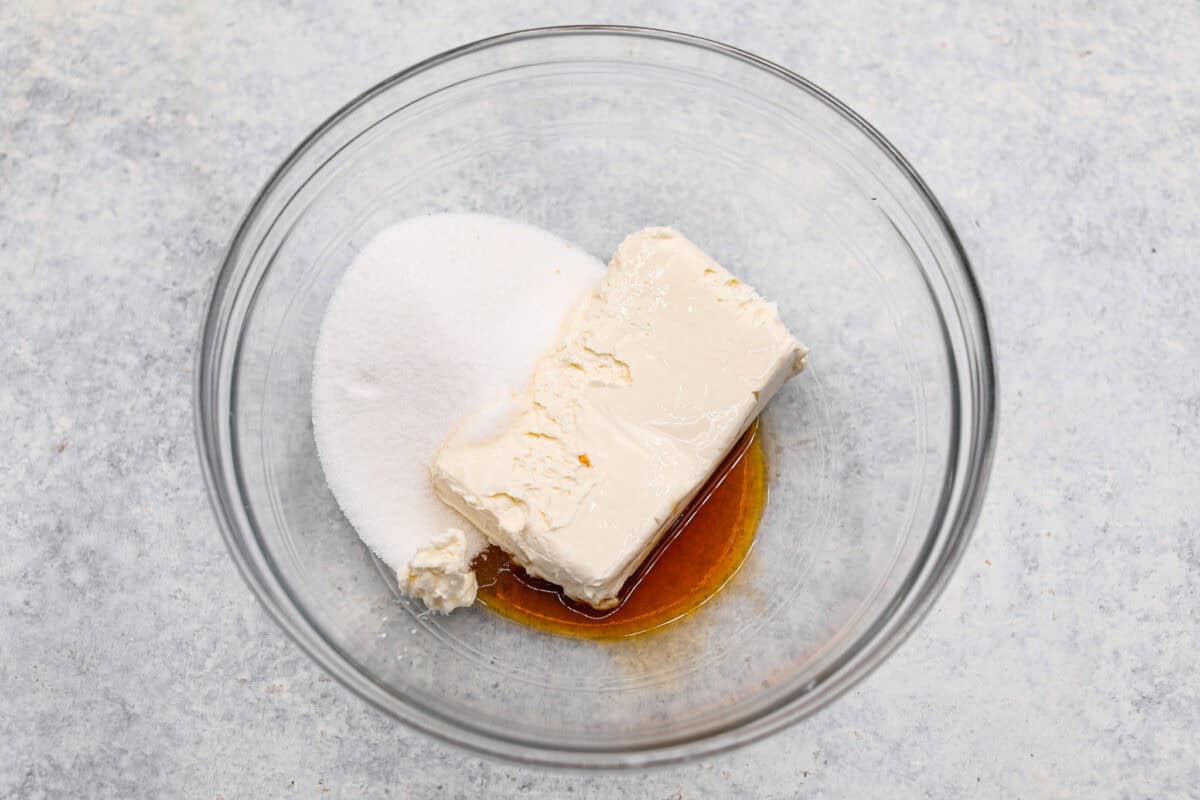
[311,213,604,600]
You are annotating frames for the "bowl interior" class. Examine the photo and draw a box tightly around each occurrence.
[205,29,989,765]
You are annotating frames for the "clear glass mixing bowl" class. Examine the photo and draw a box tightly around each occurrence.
[196,27,996,767]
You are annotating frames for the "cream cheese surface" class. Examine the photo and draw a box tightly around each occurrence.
[432,228,807,608]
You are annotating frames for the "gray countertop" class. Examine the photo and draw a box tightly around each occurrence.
[3,2,1198,797]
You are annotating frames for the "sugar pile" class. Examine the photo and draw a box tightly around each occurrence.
[311,214,604,595]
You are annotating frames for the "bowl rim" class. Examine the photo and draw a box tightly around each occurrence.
[195,24,998,768]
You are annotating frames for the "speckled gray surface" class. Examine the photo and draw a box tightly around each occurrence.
[2,2,1198,797]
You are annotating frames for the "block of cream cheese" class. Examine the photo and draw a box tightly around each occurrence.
[431,228,808,608]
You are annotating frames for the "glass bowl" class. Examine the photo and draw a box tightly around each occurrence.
[195,26,996,767]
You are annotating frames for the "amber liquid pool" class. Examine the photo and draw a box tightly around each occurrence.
[473,422,766,639]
